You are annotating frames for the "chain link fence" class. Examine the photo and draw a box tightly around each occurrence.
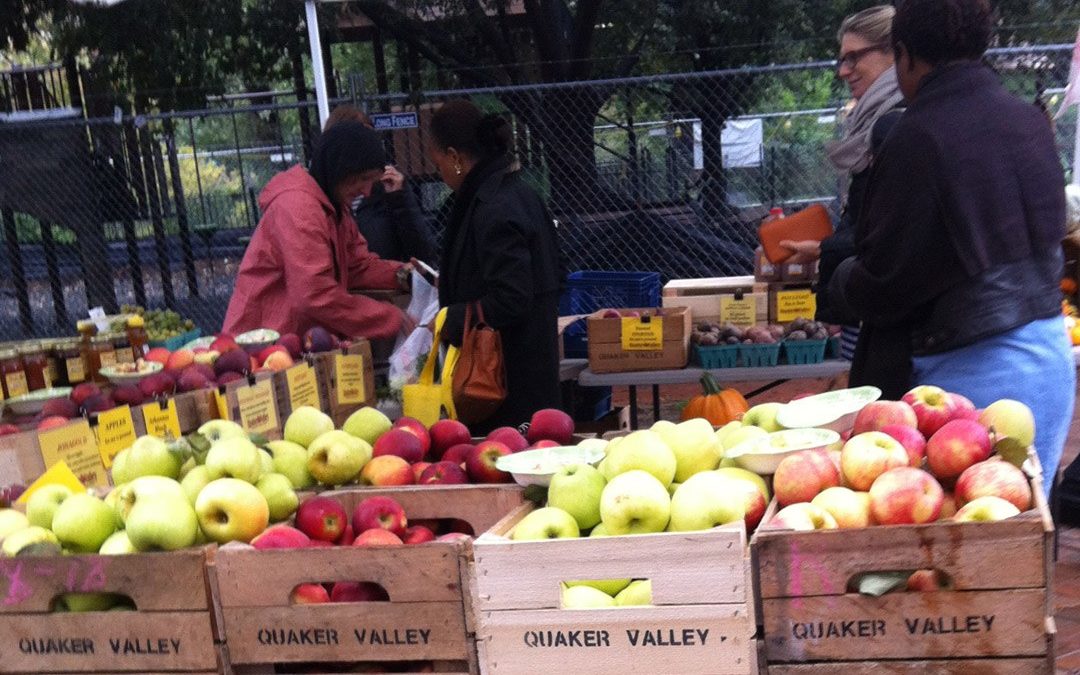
[0,44,1075,340]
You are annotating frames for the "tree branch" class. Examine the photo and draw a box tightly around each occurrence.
[567,0,603,79]
[461,0,525,84]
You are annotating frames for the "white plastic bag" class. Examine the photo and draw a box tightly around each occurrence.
[388,270,441,389]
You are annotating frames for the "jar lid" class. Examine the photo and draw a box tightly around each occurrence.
[17,342,42,355]
[0,348,18,359]
[127,315,145,328]
[91,336,115,346]
[56,338,80,350]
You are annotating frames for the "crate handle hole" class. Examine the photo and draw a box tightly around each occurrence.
[49,592,136,612]
[846,569,953,595]
[560,579,651,607]
[291,581,390,604]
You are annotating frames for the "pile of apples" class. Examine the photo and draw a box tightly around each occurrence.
[767,385,1036,531]
[274,405,579,489]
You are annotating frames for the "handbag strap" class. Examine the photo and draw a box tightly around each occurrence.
[473,301,488,327]
[418,308,448,385]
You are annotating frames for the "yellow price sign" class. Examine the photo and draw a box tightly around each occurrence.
[776,289,817,323]
[142,399,181,439]
[286,363,321,410]
[17,461,87,504]
[236,379,279,436]
[95,405,138,469]
[335,354,367,404]
[721,296,757,328]
[37,419,108,488]
[620,317,664,351]
[213,389,231,421]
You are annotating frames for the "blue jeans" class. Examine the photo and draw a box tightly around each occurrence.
[912,316,1075,497]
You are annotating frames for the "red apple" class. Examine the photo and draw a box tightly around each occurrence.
[412,462,432,483]
[902,385,960,438]
[295,497,348,542]
[773,450,840,506]
[465,441,513,483]
[428,419,472,460]
[145,347,172,366]
[359,455,414,486]
[372,428,425,464]
[436,532,472,543]
[441,444,474,468]
[526,408,574,445]
[869,467,944,525]
[840,431,910,492]
[938,493,958,520]
[392,417,431,456]
[402,525,437,545]
[951,393,976,413]
[811,486,873,528]
[485,427,529,453]
[165,349,195,373]
[251,525,311,550]
[41,397,79,420]
[352,496,407,537]
[954,459,1032,512]
[210,336,239,354]
[419,461,469,485]
[352,528,404,546]
[306,539,334,548]
[879,424,927,468]
[925,419,992,482]
[528,440,562,449]
[262,351,294,373]
[70,382,102,408]
[336,523,355,547]
[729,478,768,532]
[290,583,330,604]
[277,334,303,359]
[258,344,288,363]
[0,424,20,436]
[330,581,389,602]
[36,416,70,431]
[852,400,918,434]
[907,569,951,592]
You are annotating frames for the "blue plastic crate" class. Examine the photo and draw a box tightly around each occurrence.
[783,339,827,365]
[560,271,661,358]
[693,344,740,369]
[738,342,781,367]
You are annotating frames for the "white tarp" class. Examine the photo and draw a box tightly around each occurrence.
[692,118,764,170]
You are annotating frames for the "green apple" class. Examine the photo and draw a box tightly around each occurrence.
[307,430,371,486]
[614,579,652,606]
[284,406,335,448]
[566,578,631,596]
[953,495,1021,522]
[548,464,606,530]
[599,470,671,535]
[341,406,392,445]
[650,420,677,434]
[979,399,1036,467]
[714,466,771,502]
[266,440,315,489]
[258,449,274,477]
[719,458,738,468]
[589,523,610,537]
[181,465,213,505]
[195,478,270,544]
[1,525,60,557]
[511,507,580,541]
[111,435,182,485]
[714,421,743,449]
[103,489,124,529]
[205,436,263,483]
[561,584,615,609]
[52,592,121,612]
[600,430,677,487]
[197,419,248,444]
[576,438,609,453]
[119,478,199,551]
[256,473,298,522]
[52,494,117,553]
[718,425,768,453]
[26,484,73,529]
[0,508,29,543]
[668,472,745,532]
[655,418,723,483]
[667,481,681,497]
[741,403,785,432]
[98,530,138,555]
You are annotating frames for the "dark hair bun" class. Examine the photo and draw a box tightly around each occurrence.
[893,0,995,64]
[477,114,512,155]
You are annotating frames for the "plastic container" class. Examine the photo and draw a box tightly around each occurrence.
[783,339,828,365]
[559,271,662,358]
[693,343,740,369]
[738,342,781,368]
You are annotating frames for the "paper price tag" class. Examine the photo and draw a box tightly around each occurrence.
[286,364,321,410]
[620,317,664,351]
[95,405,138,469]
[37,419,107,488]
[776,289,817,323]
[236,379,279,435]
[213,389,231,421]
[17,461,87,504]
[98,350,117,369]
[142,399,181,439]
[721,296,757,328]
[335,354,367,404]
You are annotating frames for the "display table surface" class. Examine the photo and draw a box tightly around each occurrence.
[577,360,852,387]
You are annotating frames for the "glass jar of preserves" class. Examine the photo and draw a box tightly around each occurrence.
[76,319,98,340]
[113,333,134,366]
[127,315,149,360]
[43,340,61,387]
[0,348,28,399]
[57,339,85,386]
[89,336,116,382]
[19,342,51,391]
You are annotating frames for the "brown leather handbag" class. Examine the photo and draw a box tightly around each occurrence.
[451,302,507,424]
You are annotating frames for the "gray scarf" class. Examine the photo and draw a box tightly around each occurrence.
[826,67,904,178]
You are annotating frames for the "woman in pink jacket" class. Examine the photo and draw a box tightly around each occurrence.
[223,122,412,340]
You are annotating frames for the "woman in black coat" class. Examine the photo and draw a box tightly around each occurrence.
[428,100,563,431]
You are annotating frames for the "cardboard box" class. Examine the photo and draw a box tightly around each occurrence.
[586,307,690,374]
[768,282,817,324]
[662,277,768,325]
[754,247,781,282]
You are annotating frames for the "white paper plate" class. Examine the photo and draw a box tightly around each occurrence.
[495,446,606,487]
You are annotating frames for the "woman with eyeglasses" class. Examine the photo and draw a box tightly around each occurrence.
[778,5,906,395]
[828,0,1072,496]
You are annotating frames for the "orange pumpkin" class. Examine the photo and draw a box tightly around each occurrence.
[680,372,749,425]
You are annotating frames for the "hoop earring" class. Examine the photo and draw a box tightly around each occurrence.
[454,163,462,176]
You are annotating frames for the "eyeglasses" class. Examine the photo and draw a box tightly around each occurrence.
[836,45,886,71]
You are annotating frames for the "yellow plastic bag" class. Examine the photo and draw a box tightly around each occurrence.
[402,308,458,426]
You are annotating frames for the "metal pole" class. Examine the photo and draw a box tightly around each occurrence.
[305,0,330,127]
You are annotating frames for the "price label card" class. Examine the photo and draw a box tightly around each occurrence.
[98,350,117,369]
[620,317,664,351]
[721,296,757,328]
[286,364,321,410]
[17,461,87,504]
[142,399,181,439]
[213,389,231,421]
[236,379,279,435]
[37,419,107,488]
[335,354,367,404]
[96,405,138,469]
[776,289,817,323]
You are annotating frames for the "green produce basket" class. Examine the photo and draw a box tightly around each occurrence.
[738,342,781,367]
[693,344,740,369]
[783,339,828,365]
[149,328,202,352]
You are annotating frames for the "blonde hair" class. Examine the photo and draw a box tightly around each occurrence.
[838,5,896,46]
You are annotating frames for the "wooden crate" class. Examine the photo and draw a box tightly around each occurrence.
[0,548,221,674]
[470,503,759,675]
[662,276,769,324]
[310,340,377,428]
[586,306,691,374]
[214,485,525,674]
[752,466,1055,673]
